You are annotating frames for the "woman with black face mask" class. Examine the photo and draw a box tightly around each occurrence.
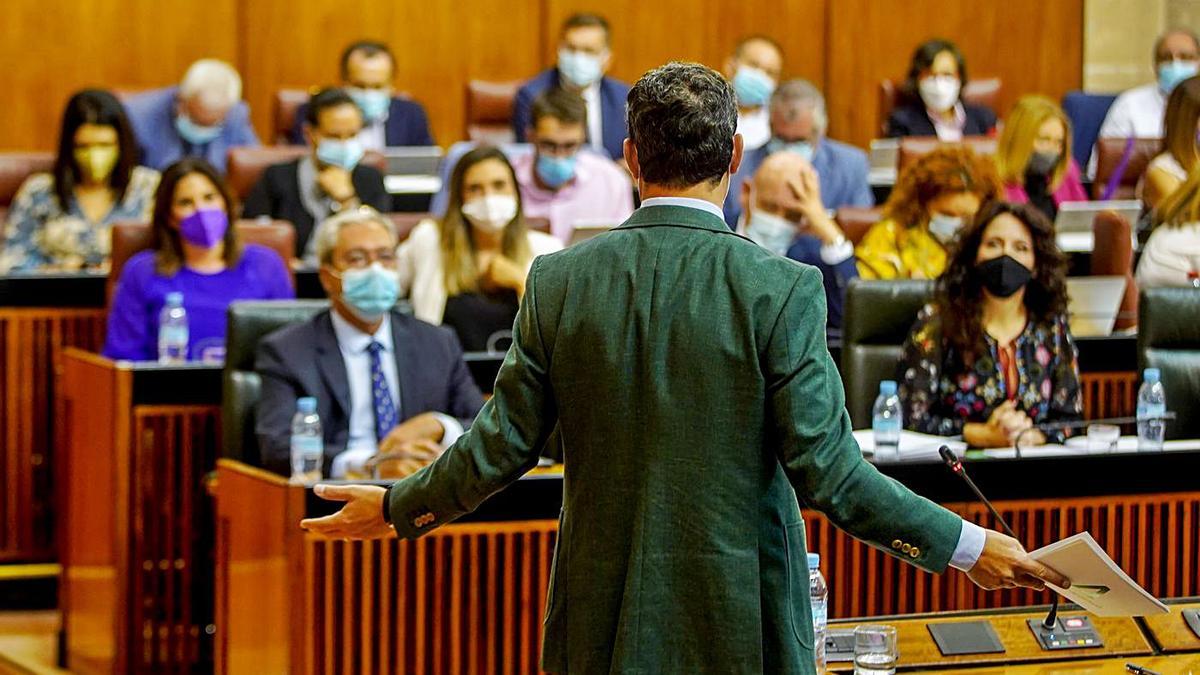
[898,201,1083,448]
[995,96,1088,222]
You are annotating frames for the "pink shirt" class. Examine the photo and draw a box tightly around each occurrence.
[513,151,635,243]
[1004,158,1089,206]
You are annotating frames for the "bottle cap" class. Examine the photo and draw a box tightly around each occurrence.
[1143,368,1160,384]
[297,397,317,413]
[166,292,184,305]
[807,552,820,568]
[879,380,897,396]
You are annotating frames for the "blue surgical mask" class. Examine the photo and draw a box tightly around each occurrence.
[745,209,796,255]
[558,49,603,88]
[767,137,815,162]
[927,213,964,245]
[316,138,365,171]
[348,88,391,123]
[174,113,222,146]
[1158,60,1199,93]
[338,262,399,321]
[732,66,776,108]
[536,153,577,188]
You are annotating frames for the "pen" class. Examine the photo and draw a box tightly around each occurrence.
[1126,663,1160,675]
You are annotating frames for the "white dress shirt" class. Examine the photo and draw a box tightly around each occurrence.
[356,118,389,152]
[581,82,604,153]
[1098,82,1167,139]
[328,309,464,477]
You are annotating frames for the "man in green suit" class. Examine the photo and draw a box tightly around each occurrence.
[302,62,1068,673]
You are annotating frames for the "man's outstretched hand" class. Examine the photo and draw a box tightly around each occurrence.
[299,484,393,540]
[967,530,1070,591]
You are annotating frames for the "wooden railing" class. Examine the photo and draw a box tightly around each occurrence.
[1080,371,1139,420]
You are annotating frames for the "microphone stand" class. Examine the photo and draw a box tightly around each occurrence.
[1011,412,1177,458]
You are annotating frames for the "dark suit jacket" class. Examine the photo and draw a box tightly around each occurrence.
[386,204,963,673]
[512,69,630,161]
[885,101,997,138]
[241,159,391,257]
[254,309,484,476]
[287,97,435,147]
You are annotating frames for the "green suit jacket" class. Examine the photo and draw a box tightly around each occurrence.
[388,204,964,674]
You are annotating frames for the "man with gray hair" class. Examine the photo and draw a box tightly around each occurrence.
[304,62,1068,673]
[724,78,872,226]
[124,58,260,173]
[254,206,483,479]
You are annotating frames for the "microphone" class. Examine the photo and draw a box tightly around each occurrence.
[939,445,1059,630]
[1011,412,1176,458]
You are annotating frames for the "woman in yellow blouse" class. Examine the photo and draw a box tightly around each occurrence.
[856,145,1002,279]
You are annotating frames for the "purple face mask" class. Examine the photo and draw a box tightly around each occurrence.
[178,208,229,248]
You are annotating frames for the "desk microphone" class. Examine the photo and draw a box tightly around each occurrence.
[939,445,1059,631]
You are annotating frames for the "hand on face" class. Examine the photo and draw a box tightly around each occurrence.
[317,165,356,203]
[481,254,526,294]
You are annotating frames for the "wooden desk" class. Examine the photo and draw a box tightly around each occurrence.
[927,653,1200,673]
[57,349,221,674]
[0,274,106,563]
[1142,601,1200,654]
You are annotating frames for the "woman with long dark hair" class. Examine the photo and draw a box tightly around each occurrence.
[1,89,159,271]
[898,201,1082,448]
[103,158,293,362]
[885,38,997,140]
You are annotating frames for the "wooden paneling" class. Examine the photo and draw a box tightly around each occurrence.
[0,309,105,562]
[825,0,1084,148]
[0,1,1082,154]
[0,0,238,151]
[236,0,544,150]
[1081,371,1139,420]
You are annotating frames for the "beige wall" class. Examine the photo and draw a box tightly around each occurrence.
[1084,0,1200,92]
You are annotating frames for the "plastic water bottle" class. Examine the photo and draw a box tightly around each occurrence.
[872,380,902,459]
[1136,368,1166,452]
[157,292,188,363]
[809,553,828,674]
[290,397,323,482]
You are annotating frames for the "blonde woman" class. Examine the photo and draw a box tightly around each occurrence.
[1137,162,1200,287]
[1141,76,1200,209]
[996,96,1087,221]
[397,145,562,350]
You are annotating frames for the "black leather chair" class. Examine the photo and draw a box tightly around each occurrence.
[1137,288,1200,440]
[223,300,330,466]
[840,279,933,429]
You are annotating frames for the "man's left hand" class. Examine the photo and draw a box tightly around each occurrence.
[299,484,394,540]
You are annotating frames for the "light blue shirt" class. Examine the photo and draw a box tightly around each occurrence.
[328,309,463,477]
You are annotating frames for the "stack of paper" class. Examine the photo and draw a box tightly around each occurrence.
[1031,532,1168,616]
[852,430,966,462]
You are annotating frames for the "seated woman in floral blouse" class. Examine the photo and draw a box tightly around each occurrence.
[1,89,159,272]
[898,201,1083,448]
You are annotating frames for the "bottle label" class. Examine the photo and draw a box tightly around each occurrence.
[291,436,323,455]
[160,326,189,343]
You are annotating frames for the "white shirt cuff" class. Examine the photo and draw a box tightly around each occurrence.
[819,238,854,265]
[431,412,464,450]
[949,519,988,572]
[329,447,375,479]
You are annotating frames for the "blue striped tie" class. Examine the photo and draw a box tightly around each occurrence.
[366,341,399,443]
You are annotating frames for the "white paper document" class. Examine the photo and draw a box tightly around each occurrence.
[852,430,965,461]
[1030,532,1168,616]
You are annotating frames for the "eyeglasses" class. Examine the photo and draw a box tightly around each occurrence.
[337,248,397,269]
[535,140,584,156]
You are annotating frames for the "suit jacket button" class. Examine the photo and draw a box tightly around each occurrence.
[901,543,912,553]
[909,547,920,558]
[892,539,902,550]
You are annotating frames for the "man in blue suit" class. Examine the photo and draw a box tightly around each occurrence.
[725,79,873,226]
[512,13,630,161]
[123,59,260,175]
[288,41,436,151]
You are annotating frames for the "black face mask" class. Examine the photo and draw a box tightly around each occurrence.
[1026,150,1059,176]
[975,254,1033,298]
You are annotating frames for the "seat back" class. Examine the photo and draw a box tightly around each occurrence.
[466,80,521,144]
[896,136,998,174]
[1061,91,1118,170]
[225,146,388,202]
[274,87,314,144]
[879,78,1002,137]
[223,300,330,464]
[1092,137,1162,200]
[107,220,297,304]
[834,207,883,246]
[1137,287,1200,440]
[0,152,55,224]
[1091,210,1138,330]
[841,279,933,428]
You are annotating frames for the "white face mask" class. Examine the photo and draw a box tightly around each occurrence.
[744,208,797,255]
[918,75,961,113]
[461,194,519,233]
[927,212,964,245]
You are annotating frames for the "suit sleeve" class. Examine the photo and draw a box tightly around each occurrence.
[288,104,309,145]
[357,168,392,212]
[849,151,875,207]
[254,338,301,475]
[440,326,486,425]
[885,109,909,138]
[230,103,261,146]
[387,257,557,536]
[765,266,963,573]
[410,103,436,146]
[512,85,534,143]
[242,173,274,219]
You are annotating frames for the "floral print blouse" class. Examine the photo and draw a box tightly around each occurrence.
[898,304,1083,440]
[0,166,160,272]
